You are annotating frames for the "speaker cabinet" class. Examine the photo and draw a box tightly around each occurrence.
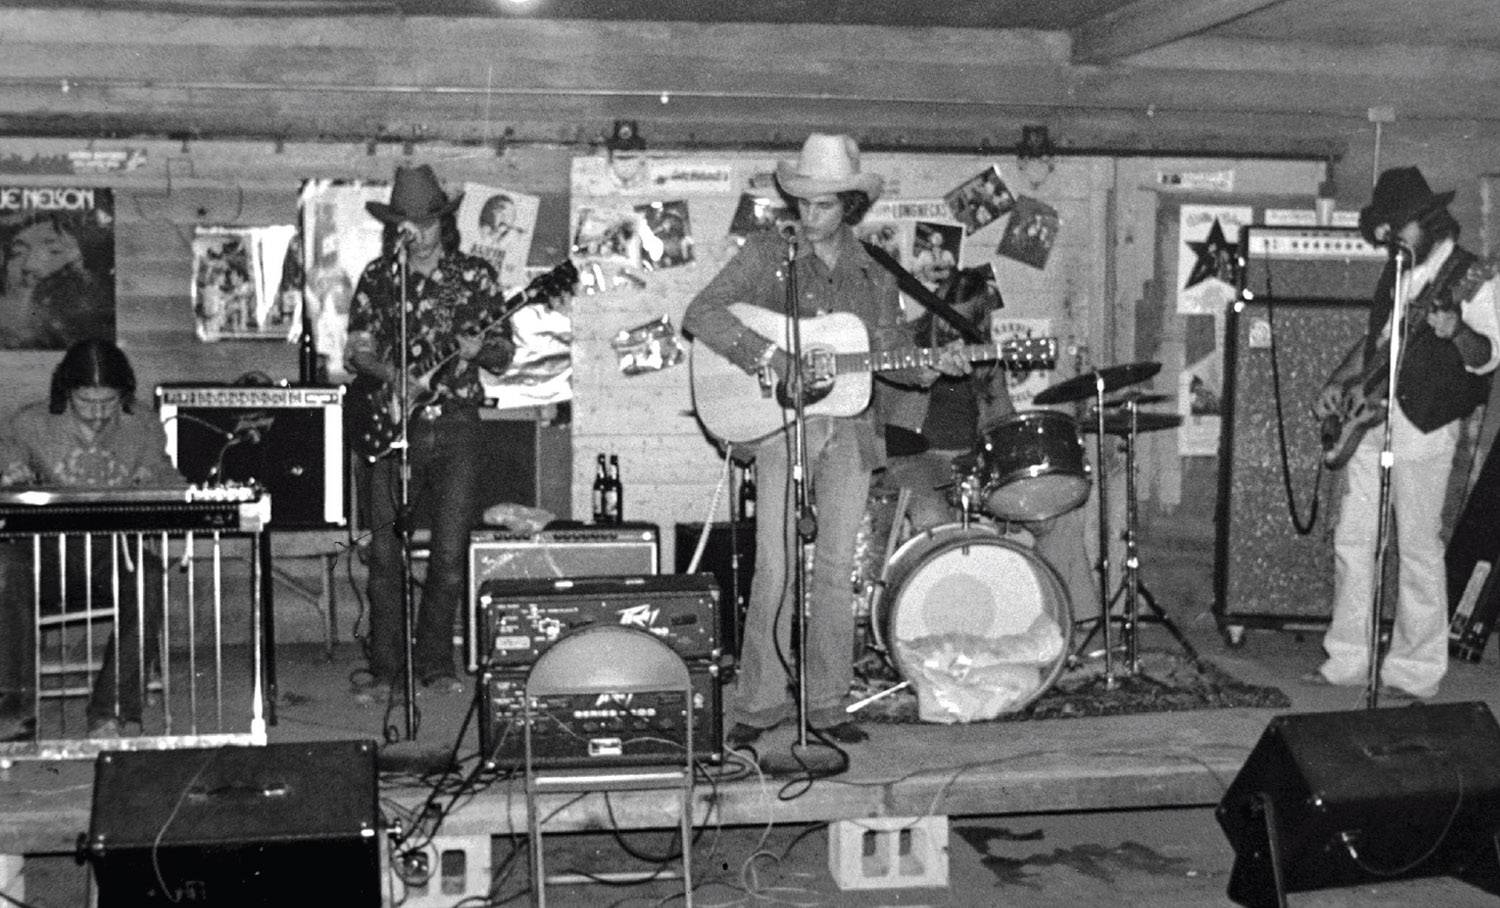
[1214,297,1401,634]
[85,740,381,907]
[1217,703,1500,907]
[158,385,345,528]
[675,521,753,657]
[1217,227,1393,639]
[1447,441,1500,661]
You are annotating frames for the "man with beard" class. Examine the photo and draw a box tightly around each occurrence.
[1310,167,1500,700]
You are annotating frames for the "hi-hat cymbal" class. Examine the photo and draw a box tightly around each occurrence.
[1033,362,1162,405]
[1080,411,1185,435]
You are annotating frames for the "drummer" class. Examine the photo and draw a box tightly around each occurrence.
[876,267,1097,614]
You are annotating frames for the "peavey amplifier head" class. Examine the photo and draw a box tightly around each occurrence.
[158,385,345,528]
[476,573,722,670]
[479,664,723,769]
[465,523,660,670]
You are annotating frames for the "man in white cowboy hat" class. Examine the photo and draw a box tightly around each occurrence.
[345,163,516,704]
[1310,166,1500,699]
[684,133,966,751]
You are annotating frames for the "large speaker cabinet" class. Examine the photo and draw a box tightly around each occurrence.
[85,740,381,907]
[1214,227,1389,641]
[1217,703,1500,906]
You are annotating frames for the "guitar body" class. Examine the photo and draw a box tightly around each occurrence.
[348,260,578,461]
[691,304,872,445]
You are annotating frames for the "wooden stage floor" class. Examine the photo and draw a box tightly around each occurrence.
[3,603,1499,861]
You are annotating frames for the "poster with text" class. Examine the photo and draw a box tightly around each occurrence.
[458,183,539,290]
[1177,204,1251,315]
[991,316,1056,409]
[1177,312,1225,456]
[0,185,115,349]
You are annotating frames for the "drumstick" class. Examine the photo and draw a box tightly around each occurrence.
[846,680,910,714]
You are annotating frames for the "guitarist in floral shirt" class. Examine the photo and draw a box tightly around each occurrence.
[345,164,514,704]
[1310,167,1500,700]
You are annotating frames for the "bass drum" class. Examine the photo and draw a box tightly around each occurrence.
[875,524,1072,722]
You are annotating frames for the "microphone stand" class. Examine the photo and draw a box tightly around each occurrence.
[393,234,419,738]
[780,236,819,758]
[1364,247,1410,710]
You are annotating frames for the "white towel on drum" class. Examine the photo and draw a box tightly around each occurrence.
[898,614,1064,724]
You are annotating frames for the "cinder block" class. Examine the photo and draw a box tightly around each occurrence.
[828,815,949,890]
[389,834,491,908]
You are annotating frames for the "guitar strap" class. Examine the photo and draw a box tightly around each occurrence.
[860,241,987,345]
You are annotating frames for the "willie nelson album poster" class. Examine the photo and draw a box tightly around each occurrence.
[0,186,115,350]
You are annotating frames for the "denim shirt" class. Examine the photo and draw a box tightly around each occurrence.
[683,227,922,467]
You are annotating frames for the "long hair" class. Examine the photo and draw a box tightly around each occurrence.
[48,338,136,414]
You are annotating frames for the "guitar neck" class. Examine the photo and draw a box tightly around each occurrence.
[840,343,1035,375]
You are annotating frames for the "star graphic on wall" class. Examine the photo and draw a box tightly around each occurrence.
[1184,218,1240,289]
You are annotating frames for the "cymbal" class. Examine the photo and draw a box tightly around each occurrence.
[1105,391,1172,408]
[1080,411,1185,435]
[1033,362,1162,405]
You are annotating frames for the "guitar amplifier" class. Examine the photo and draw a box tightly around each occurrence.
[476,573,723,669]
[465,523,660,671]
[478,662,723,769]
[158,385,346,528]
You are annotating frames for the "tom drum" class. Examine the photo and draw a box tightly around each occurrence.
[978,410,1090,522]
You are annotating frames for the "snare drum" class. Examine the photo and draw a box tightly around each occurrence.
[978,410,1091,522]
[874,523,1073,722]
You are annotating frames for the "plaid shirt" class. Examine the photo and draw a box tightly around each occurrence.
[347,250,509,406]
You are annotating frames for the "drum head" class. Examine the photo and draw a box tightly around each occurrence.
[881,529,1072,722]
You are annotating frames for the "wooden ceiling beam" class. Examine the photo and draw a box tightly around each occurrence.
[1071,0,1292,64]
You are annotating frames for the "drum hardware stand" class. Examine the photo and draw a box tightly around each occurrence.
[1087,371,1119,688]
[1073,400,1201,670]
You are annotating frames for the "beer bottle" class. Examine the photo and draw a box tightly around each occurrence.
[606,454,623,525]
[592,454,608,523]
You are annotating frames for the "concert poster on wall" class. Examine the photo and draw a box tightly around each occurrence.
[0,185,115,350]
[634,199,695,269]
[458,183,539,290]
[727,193,790,243]
[996,195,1060,270]
[991,316,1055,408]
[944,165,1016,235]
[1177,203,1251,315]
[912,220,963,291]
[190,225,297,342]
[294,180,388,382]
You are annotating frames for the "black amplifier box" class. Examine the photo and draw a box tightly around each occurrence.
[478,663,723,769]
[476,573,723,668]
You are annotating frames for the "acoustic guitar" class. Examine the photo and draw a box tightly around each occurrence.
[690,303,1056,445]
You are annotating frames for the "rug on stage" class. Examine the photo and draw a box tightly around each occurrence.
[850,649,1291,725]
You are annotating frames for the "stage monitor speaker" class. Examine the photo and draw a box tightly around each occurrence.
[158,385,345,528]
[1215,292,1394,635]
[466,523,660,670]
[85,739,381,907]
[1216,703,1500,907]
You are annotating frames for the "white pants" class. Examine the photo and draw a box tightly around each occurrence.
[1320,406,1457,696]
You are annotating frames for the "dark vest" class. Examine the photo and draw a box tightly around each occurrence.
[1364,244,1492,433]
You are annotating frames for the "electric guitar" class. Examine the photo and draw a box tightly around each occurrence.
[349,260,578,461]
[1320,255,1494,469]
[690,303,1057,444]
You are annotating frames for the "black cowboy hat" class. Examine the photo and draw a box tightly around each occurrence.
[1358,166,1455,245]
[366,164,463,224]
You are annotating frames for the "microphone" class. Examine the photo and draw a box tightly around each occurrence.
[778,221,801,244]
[395,223,418,247]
